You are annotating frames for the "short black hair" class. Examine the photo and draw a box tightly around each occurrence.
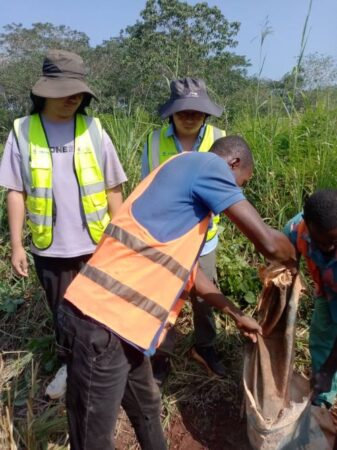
[209,135,253,168]
[29,93,92,115]
[303,189,337,231]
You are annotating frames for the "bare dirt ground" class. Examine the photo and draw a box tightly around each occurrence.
[115,397,252,450]
[114,319,253,450]
[166,401,252,450]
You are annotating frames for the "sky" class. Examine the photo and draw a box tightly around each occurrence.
[1,0,336,80]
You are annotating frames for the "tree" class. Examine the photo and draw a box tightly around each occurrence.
[86,37,130,113]
[0,22,89,58]
[271,54,337,113]
[104,0,249,115]
[301,53,337,91]
[0,2,251,133]
[0,23,90,136]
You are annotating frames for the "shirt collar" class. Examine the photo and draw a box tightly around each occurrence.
[166,123,206,152]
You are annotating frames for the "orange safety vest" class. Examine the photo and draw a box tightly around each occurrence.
[296,219,323,297]
[65,154,210,353]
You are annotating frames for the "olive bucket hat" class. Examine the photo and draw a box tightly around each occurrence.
[31,49,97,99]
[158,77,223,119]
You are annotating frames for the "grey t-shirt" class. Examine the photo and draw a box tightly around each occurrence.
[0,116,127,257]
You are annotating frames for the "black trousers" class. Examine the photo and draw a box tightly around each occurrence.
[33,253,92,336]
[58,302,167,450]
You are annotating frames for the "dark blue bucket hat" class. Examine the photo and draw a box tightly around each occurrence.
[159,77,223,119]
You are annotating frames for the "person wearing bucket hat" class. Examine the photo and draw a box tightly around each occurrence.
[31,49,97,100]
[0,49,127,399]
[157,77,223,119]
[142,77,227,382]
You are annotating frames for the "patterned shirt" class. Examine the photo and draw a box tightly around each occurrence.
[284,212,337,321]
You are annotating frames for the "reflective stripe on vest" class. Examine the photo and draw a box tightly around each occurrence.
[65,154,210,353]
[147,124,226,242]
[296,220,323,296]
[13,113,110,249]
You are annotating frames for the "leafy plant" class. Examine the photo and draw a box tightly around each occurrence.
[217,223,261,307]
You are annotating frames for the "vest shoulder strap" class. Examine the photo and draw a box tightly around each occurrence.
[148,128,162,171]
[76,114,104,171]
[212,126,226,140]
[198,124,226,152]
[13,116,30,155]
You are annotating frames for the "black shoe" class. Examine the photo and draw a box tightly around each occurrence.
[151,353,171,388]
[191,345,226,377]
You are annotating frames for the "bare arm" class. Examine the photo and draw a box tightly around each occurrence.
[193,265,262,342]
[225,200,296,268]
[7,189,28,277]
[106,185,123,219]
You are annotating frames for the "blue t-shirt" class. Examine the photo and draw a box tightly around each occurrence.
[132,152,245,242]
[141,123,218,255]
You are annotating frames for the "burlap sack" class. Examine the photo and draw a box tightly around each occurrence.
[244,266,336,449]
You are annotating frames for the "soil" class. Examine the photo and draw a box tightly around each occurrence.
[115,399,252,450]
[114,322,252,450]
[167,401,252,450]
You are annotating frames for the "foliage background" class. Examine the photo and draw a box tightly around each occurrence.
[0,0,337,448]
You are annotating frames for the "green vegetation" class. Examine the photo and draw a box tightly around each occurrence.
[0,0,337,448]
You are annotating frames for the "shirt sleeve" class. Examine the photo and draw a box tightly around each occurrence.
[0,130,24,191]
[101,130,128,189]
[141,142,150,179]
[191,155,245,215]
[283,212,303,247]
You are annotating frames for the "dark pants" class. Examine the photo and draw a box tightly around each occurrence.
[155,249,217,358]
[58,301,167,450]
[33,254,91,336]
[191,248,217,347]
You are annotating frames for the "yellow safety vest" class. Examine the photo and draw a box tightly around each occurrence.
[13,113,110,249]
[147,124,225,241]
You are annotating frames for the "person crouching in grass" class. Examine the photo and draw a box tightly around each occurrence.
[284,189,337,408]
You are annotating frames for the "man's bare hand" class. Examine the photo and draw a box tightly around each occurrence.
[235,315,262,343]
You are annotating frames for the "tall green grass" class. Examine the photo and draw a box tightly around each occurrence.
[99,106,156,196]
[231,97,337,228]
